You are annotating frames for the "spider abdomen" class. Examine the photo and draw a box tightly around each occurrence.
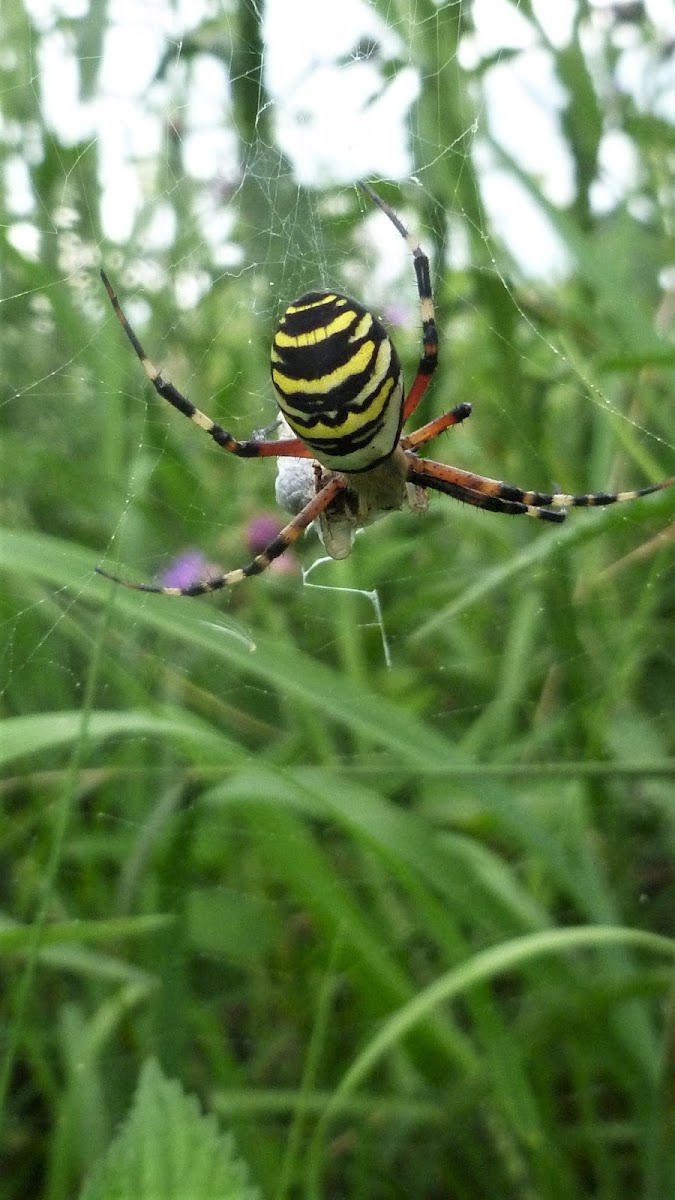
[270,291,404,472]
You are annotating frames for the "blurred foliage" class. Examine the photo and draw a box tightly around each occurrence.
[1,2,674,1199]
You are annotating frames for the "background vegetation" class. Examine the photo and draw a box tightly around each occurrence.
[1,1,674,1198]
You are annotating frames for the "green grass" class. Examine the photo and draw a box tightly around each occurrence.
[1,3,674,1197]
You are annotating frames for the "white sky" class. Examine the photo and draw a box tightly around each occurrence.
[11,0,675,279]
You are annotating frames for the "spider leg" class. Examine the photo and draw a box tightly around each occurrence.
[542,478,675,509]
[407,457,566,522]
[358,183,438,422]
[96,476,348,596]
[401,403,472,451]
[407,456,674,522]
[101,270,312,460]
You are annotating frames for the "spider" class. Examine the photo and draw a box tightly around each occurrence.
[97,182,673,596]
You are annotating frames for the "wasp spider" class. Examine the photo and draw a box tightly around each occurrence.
[97,182,673,596]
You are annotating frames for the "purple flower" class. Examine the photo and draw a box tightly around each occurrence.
[159,550,220,590]
[245,514,298,575]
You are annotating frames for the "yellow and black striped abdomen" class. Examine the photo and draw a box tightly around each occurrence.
[270,292,404,472]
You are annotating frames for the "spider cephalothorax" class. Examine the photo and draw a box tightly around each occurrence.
[97,182,673,596]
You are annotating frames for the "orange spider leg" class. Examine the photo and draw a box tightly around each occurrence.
[401,403,473,450]
[408,456,674,523]
[96,475,347,595]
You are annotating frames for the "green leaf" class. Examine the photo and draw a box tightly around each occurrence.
[79,1059,260,1200]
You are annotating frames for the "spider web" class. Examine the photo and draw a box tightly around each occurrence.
[2,0,673,771]
[1,3,672,727]
[2,3,674,1186]
[4,0,672,661]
